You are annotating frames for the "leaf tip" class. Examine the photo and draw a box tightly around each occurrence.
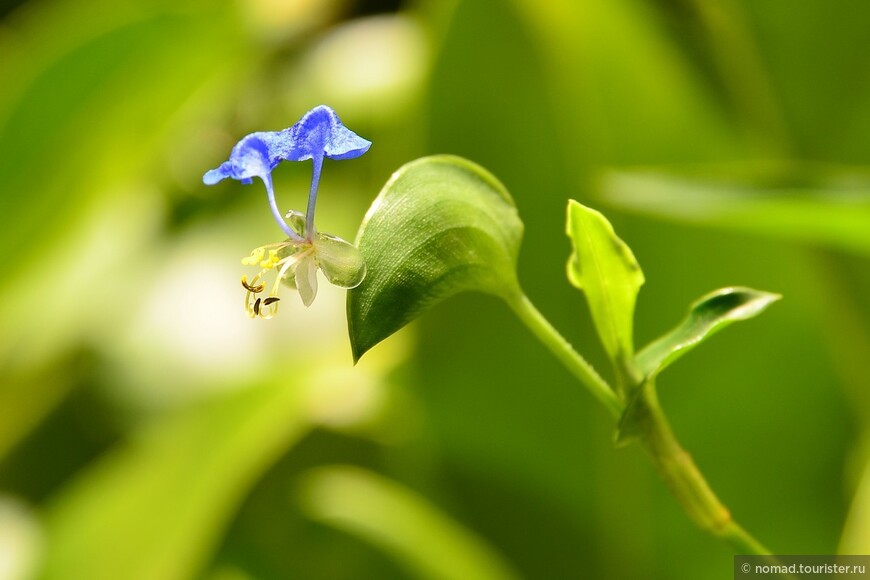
[637,285,782,379]
[704,286,782,320]
[350,342,366,365]
[347,297,367,364]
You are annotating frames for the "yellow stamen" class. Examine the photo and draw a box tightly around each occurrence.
[241,275,265,294]
[258,294,279,319]
[242,247,265,266]
[240,240,312,319]
[259,249,280,269]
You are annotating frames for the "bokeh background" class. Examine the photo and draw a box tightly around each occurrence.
[1,0,869,578]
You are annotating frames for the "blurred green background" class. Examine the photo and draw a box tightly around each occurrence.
[1,0,868,578]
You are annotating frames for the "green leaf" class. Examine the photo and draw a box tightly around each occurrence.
[0,0,245,461]
[565,200,644,363]
[601,166,870,255]
[298,465,521,580]
[636,286,781,379]
[839,452,870,554]
[39,383,308,580]
[348,155,523,362]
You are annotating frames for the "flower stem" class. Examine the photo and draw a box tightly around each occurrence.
[305,154,324,239]
[263,174,301,240]
[507,290,622,419]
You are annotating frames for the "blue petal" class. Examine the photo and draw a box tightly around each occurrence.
[324,122,372,160]
[280,105,371,162]
[203,162,232,185]
[202,106,370,186]
[227,134,274,178]
[203,134,275,185]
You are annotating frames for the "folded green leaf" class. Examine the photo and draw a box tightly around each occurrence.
[566,200,644,364]
[636,286,781,379]
[348,155,523,362]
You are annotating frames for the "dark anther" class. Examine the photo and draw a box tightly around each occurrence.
[242,279,265,293]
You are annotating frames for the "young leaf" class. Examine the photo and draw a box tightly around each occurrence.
[566,200,644,363]
[348,155,523,362]
[636,286,781,379]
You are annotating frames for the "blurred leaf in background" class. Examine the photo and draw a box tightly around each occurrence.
[0,0,868,578]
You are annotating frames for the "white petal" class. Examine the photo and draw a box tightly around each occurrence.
[295,255,319,307]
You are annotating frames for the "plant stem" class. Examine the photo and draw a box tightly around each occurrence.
[263,173,301,240]
[507,290,622,419]
[632,382,771,555]
[305,154,324,239]
[508,290,773,557]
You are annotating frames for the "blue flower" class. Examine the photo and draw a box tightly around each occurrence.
[204,105,371,240]
[204,106,371,318]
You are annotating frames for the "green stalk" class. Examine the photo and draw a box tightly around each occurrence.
[507,291,622,419]
[507,289,774,557]
[632,381,771,555]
